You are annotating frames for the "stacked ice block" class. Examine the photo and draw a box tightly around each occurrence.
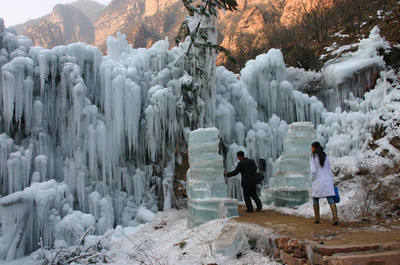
[261,122,315,207]
[187,128,238,228]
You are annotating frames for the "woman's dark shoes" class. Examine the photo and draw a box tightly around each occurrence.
[246,209,253,213]
[256,205,262,212]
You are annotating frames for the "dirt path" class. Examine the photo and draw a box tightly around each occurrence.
[233,206,400,245]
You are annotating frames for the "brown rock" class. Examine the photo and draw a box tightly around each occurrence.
[294,248,306,258]
[20,3,97,49]
[275,237,291,248]
[280,0,335,26]
[382,242,400,251]
[282,251,307,265]
[312,253,323,265]
[289,239,308,250]
[324,251,400,265]
[94,0,186,52]
[276,237,293,252]
[317,244,380,256]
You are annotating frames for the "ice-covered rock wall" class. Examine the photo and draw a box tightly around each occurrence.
[288,26,389,112]
[321,27,389,109]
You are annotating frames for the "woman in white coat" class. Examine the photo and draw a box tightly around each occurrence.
[310,142,338,225]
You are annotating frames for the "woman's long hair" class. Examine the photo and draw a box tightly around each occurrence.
[312,141,326,167]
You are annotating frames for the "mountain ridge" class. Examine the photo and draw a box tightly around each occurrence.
[11,0,400,72]
[13,0,105,48]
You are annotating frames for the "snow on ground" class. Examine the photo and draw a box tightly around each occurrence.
[107,210,278,265]
[1,209,279,265]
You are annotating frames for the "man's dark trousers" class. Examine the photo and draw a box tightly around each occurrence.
[243,185,262,211]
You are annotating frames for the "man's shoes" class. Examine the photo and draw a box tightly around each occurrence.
[256,205,262,212]
[246,209,253,213]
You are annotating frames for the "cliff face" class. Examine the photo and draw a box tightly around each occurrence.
[15,0,338,58]
[16,0,104,49]
[94,0,186,51]
[280,0,335,26]
[218,6,266,57]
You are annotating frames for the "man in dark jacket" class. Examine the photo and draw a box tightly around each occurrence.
[225,151,262,213]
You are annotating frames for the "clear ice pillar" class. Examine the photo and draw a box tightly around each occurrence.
[186,128,238,228]
[261,122,315,207]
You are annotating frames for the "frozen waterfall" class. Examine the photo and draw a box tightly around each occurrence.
[0,15,392,259]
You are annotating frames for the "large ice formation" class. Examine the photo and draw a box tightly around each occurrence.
[186,128,238,228]
[289,26,390,111]
[0,12,394,259]
[261,122,315,207]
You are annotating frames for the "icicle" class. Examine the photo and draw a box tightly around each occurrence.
[96,195,114,235]
[1,69,15,133]
[162,163,174,211]
[88,191,102,221]
[0,134,14,196]
[34,155,47,182]
[132,169,146,205]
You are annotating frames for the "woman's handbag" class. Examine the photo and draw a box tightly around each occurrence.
[334,186,340,203]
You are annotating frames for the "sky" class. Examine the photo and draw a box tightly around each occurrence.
[0,0,113,27]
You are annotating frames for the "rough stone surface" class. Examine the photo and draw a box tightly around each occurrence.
[282,251,302,265]
[312,252,324,265]
[383,242,400,250]
[289,239,308,250]
[324,251,400,265]
[317,244,381,256]
[294,248,306,258]
[276,237,291,249]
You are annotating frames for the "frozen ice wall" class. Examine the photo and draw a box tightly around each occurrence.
[261,122,315,207]
[215,49,326,188]
[0,19,193,258]
[316,69,400,159]
[186,127,238,228]
[0,180,74,260]
[240,50,326,126]
[0,13,235,257]
[288,26,390,111]
[0,13,392,260]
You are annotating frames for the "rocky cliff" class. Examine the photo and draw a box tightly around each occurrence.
[13,0,394,72]
[94,0,186,51]
[14,0,105,49]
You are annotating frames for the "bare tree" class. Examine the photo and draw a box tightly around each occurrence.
[292,0,339,43]
[336,0,371,33]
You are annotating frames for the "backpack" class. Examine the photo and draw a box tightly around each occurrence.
[255,172,264,184]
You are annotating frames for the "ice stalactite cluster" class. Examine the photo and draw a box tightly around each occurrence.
[0,11,232,257]
[240,50,326,127]
[316,70,400,158]
[215,50,326,185]
[315,26,389,111]
[0,20,190,258]
[0,180,73,260]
